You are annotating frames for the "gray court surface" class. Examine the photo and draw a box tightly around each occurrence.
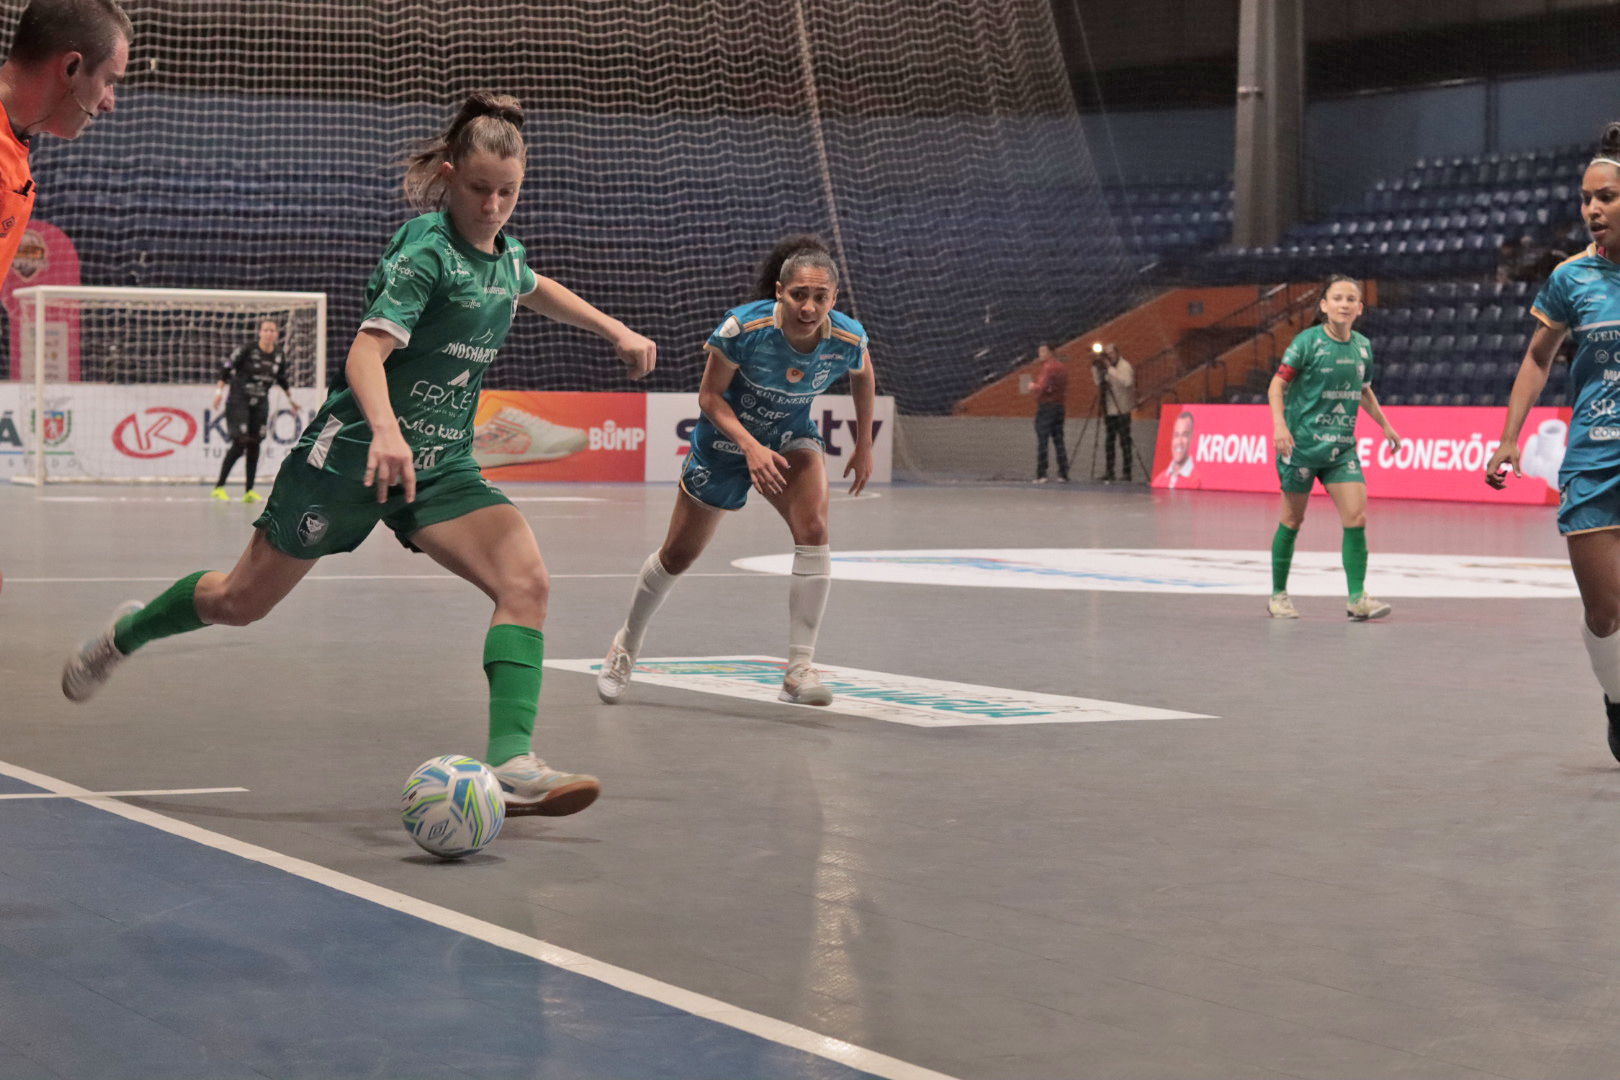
[3,478,1617,1080]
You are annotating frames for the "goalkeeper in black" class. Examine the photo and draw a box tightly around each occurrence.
[211,318,298,503]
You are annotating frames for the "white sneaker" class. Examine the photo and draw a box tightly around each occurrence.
[62,600,144,702]
[779,665,834,706]
[1268,592,1300,619]
[490,753,601,816]
[1346,594,1392,621]
[472,408,588,470]
[596,629,635,704]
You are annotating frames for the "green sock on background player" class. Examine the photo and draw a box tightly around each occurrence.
[484,623,542,767]
[114,571,211,655]
[1271,523,1298,594]
[1343,526,1368,599]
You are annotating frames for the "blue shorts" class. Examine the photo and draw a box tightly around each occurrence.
[680,415,823,511]
[1558,467,1620,535]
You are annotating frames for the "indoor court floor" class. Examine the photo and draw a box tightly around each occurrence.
[2,477,1617,1080]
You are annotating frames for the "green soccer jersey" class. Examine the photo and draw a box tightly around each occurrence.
[1279,324,1373,468]
[298,211,538,481]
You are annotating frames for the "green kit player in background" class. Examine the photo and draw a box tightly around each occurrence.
[61,91,657,816]
[1267,274,1400,621]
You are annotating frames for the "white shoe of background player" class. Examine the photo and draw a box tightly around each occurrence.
[473,408,589,470]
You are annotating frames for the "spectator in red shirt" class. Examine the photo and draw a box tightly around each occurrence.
[1028,344,1069,483]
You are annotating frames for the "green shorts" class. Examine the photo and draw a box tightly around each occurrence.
[254,450,513,559]
[1276,450,1364,494]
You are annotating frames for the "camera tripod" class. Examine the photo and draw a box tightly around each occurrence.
[1069,371,1151,483]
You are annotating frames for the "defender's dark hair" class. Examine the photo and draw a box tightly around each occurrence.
[1593,121,1620,167]
[403,91,525,211]
[751,234,839,301]
[7,0,131,71]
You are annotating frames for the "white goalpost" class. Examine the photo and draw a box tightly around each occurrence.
[8,286,326,485]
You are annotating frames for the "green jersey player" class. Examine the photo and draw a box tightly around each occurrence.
[1267,274,1401,621]
[61,92,657,817]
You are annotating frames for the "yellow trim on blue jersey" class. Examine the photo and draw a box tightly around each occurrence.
[678,476,740,512]
[1530,307,1564,330]
[742,316,775,333]
[829,328,863,347]
[704,342,738,366]
[1563,524,1620,536]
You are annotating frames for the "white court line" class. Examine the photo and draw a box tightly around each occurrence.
[0,786,248,801]
[0,757,958,1080]
[4,572,762,585]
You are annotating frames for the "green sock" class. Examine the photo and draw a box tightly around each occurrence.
[113,571,210,655]
[1271,523,1299,594]
[484,624,543,767]
[1343,526,1368,600]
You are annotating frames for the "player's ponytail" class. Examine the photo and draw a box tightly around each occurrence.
[403,91,527,211]
[751,234,839,301]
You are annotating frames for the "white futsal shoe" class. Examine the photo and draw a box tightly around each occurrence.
[596,629,636,704]
[1267,592,1300,619]
[779,664,834,706]
[1346,594,1392,621]
[61,600,144,702]
[472,408,588,470]
[490,753,601,816]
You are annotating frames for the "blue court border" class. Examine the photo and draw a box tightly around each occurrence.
[0,763,952,1080]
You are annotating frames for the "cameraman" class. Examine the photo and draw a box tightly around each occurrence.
[1092,343,1135,482]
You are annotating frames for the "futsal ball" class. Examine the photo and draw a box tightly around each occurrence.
[401,755,505,859]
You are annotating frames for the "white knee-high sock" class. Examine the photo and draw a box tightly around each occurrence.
[787,544,832,670]
[621,552,679,655]
[1583,621,1620,700]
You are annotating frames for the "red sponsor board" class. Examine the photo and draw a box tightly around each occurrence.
[472,391,647,482]
[1150,404,1567,504]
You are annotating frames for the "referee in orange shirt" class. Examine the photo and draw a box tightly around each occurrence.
[0,0,132,598]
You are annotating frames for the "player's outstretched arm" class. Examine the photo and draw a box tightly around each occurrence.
[1487,323,1566,489]
[844,356,876,496]
[519,273,656,379]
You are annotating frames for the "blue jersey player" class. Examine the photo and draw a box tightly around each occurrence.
[596,235,878,707]
[1489,120,1620,759]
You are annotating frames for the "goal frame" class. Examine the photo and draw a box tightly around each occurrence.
[11,285,327,485]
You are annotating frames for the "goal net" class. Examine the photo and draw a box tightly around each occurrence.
[12,0,1130,423]
[9,286,326,484]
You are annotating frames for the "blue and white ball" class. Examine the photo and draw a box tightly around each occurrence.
[401,755,505,859]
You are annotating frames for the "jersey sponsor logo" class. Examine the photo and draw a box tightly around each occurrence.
[1592,426,1620,442]
[711,438,744,456]
[111,407,198,459]
[714,316,742,340]
[727,548,1580,599]
[296,508,329,548]
[546,656,1211,728]
[399,415,467,442]
[813,368,832,389]
[443,341,499,365]
[409,379,477,414]
[786,368,805,383]
[1586,399,1620,421]
[685,463,712,490]
[413,444,446,469]
[449,369,471,388]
